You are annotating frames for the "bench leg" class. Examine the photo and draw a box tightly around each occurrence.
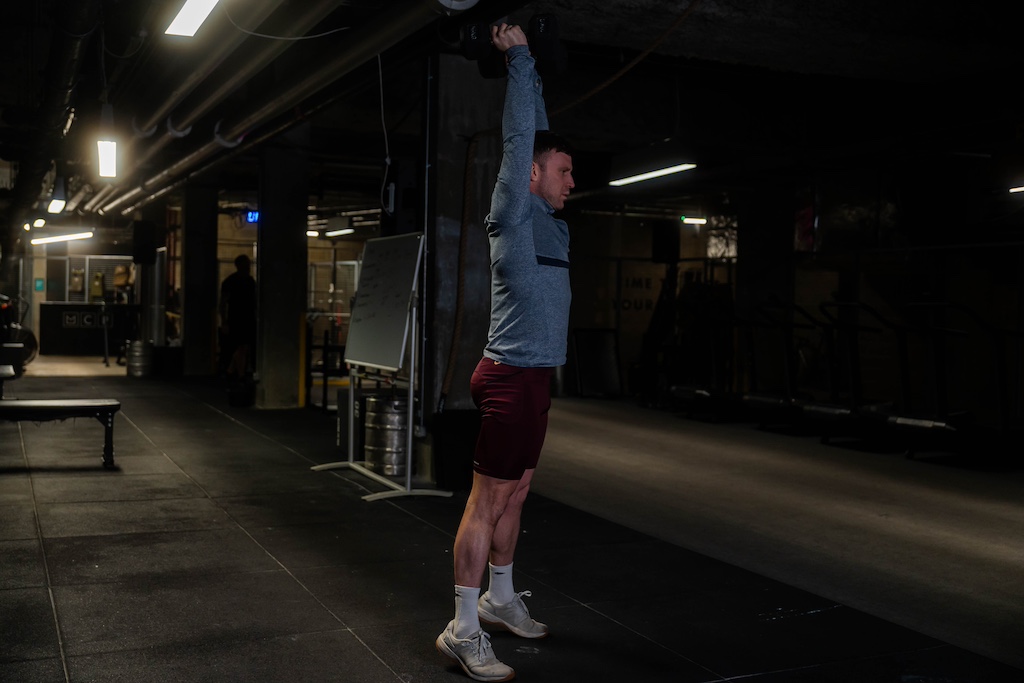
[98,411,117,469]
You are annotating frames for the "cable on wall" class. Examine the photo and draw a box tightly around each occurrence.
[378,54,393,216]
[221,2,350,41]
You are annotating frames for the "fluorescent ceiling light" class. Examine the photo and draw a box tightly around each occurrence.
[681,216,707,225]
[33,218,46,228]
[609,163,696,187]
[1010,186,1024,194]
[23,223,31,231]
[31,231,94,245]
[306,230,319,237]
[47,198,66,213]
[324,228,355,237]
[97,104,117,178]
[97,141,117,178]
[166,0,220,37]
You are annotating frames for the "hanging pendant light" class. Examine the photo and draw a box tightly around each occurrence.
[47,176,67,213]
[97,104,117,178]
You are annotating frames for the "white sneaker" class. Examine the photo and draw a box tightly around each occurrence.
[478,590,549,639]
[435,620,516,682]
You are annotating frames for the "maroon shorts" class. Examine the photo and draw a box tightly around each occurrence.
[470,357,553,480]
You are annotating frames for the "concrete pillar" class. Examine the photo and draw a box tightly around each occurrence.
[426,54,504,415]
[181,184,219,376]
[255,124,309,408]
[31,249,46,340]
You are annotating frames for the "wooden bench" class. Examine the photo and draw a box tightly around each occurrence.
[0,398,122,469]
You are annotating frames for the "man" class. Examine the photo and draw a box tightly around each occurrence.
[219,254,256,378]
[436,22,575,682]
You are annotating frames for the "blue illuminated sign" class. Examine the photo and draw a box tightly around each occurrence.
[246,211,260,223]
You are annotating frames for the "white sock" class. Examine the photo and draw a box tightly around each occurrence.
[487,562,515,605]
[453,585,481,639]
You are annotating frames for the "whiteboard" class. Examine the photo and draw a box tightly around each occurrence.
[344,233,424,372]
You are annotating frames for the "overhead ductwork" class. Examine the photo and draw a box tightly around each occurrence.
[99,0,481,216]
[130,0,286,139]
[81,183,117,214]
[128,0,348,175]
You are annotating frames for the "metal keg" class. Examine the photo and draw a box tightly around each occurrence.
[364,396,408,476]
[126,340,153,377]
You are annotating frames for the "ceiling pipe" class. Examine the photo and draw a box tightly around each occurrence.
[64,183,93,214]
[131,0,286,138]
[100,0,477,216]
[81,183,116,213]
[120,69,383,216]
[4,0,101,255]
[97,0,286,216]
[121,0,530,218]
[214,0,476,146]
[129,0,347,174]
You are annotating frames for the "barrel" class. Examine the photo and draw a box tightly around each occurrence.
[126,340,153,377]
[364,396,408,477]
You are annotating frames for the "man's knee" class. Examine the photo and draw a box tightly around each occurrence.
[467,474,519,525]
[507,482,531,511]
[501,469,535,513]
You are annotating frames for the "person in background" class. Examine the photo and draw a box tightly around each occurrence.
[219,254,256,378]
[435,22,576,682]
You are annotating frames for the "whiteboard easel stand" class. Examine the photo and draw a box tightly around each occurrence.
[312,285,452,501]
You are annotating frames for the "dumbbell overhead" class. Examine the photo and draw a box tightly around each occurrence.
[528,14,567,74]
[458,21,505,78]
[459,22,493,61]
[459,14,567,78]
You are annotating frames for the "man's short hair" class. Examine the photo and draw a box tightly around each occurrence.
[534,131,573,163]
[235,254,250,270]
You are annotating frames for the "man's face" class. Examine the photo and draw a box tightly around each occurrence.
[530,151,575,211]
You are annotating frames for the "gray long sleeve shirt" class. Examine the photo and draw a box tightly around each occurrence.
[482,45,571,368]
